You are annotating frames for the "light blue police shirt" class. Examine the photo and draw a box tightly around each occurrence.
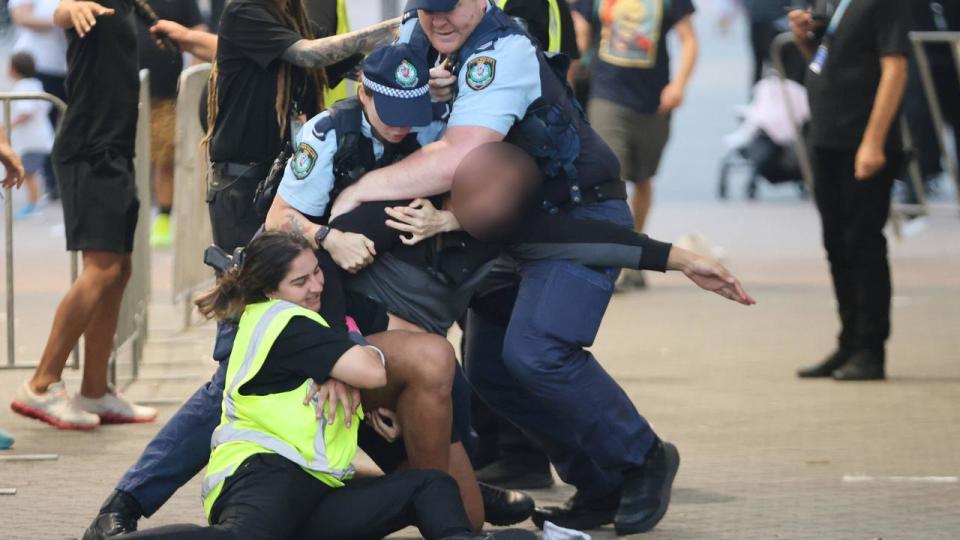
[399,5,542,136]
[277,108,447,218]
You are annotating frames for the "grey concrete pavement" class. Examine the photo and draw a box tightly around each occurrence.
[2,201,958,540]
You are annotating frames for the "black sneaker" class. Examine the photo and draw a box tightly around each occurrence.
[82,490,141,540]
[614,439,680,535]
[531,488,620,531]
[441,529,539,540]
[797,349,852,378]
[833,350,885,381]
[479,482,535,526]
[476,457,555,490]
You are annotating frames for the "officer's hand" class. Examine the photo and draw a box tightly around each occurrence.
[367,408,402,442]
[150,19,188,49]
[429,65,457,103]
[67,1,115,38]
[0,141,25,190]
[304,378,361,427]
[385,198,460,245]
[658,82,684,114]
[321,229,376,273]
[854,139,885,180]
[788,9,814,42]
[668,247,756,305]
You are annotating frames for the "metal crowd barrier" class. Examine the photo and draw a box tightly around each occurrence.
[111,69,154,387]
[1,72,152,388]
[910,31,960,209]
[171,63,214,329]
[1,91,76,370]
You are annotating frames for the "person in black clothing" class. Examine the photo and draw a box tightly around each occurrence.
[119,231,536,540]
[10,0,159,432]
[790,1,911,381]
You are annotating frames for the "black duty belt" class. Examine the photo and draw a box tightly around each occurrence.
[560,180,627,209]
[210,161,271,179]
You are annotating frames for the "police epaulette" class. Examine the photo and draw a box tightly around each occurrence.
[312,116,335,141]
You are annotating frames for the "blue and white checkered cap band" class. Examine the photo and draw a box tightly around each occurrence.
[362,75,430,99]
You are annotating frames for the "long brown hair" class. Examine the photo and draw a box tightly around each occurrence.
[202,0,328,156]
[195,231,312,321]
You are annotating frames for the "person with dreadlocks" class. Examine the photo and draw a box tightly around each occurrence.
[147,0,398,254]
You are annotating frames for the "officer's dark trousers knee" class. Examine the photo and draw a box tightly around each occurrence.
[467,200,655,498]
[812,146,897,358]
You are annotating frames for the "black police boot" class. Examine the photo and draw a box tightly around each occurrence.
[476,456,555,490]
[82,490,141,540]
[832,350,885,381]
[797,348,851,378]
[614,438,680,536]
[531,488,620,531]
[441,529,539,540]
[479,482,535,526]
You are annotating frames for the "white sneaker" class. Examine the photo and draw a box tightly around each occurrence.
[10,381,101,431]
[73,386,157,425]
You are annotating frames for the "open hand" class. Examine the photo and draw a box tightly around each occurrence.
[304,379,361,427]
[68,1,114,38]
[385,198,459,245]
[678,252,756,306]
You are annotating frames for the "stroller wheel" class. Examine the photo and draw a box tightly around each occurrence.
[717,162,731,199]
[746,175,759,200]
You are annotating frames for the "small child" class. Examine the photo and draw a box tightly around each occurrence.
[6,52,54,218]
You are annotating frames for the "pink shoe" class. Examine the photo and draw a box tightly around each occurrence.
[73,386,158,424]
[10,381,100,431]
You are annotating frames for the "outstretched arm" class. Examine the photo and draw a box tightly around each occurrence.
[53,0,114,37]
[282,17,401,68]
[151,20,217,61]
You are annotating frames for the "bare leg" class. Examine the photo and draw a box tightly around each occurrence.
[24,173,40,205]
[630,178,654,233]
[153,160,174,211]
[80,256,132,398]
[30,251,131,394]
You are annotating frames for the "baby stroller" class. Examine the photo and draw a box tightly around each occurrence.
[718,34,812,200]
[718,75,810,200]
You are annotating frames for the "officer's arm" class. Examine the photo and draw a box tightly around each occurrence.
[265,193,323,248]
[334,126,505,214]
[282,17,401,68]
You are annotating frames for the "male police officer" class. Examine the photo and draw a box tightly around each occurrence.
[329,0,680,534]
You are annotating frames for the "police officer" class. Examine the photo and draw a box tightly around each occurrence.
[328,0,753,535]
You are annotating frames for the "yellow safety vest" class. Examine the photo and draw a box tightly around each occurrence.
[323,0,352,105]
[201,300,362,518]
[497,0,563,53]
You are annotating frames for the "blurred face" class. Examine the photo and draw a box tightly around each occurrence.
[359,87,413,143]
[271,249,324,312]
[418,0,486,55]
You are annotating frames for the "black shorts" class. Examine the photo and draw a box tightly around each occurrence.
[55,152,139,253]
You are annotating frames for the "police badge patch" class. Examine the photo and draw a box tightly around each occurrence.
[291,143,318,180]
[395,59,419,88]
[465,56,496,91]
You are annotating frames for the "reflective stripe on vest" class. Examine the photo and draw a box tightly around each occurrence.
[496,0,562,53]
[200,301,356,509]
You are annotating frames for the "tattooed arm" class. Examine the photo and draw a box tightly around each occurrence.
[282,17,401,68]
[266,193,376,273]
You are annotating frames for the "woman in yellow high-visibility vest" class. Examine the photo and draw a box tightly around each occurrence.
[122,232,534,540]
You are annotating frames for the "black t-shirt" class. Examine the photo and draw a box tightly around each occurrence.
[805,0,911,149]
[137,0,203,99]
[501,0,581,58]
[53,0,139,162]
[209,0,315,164]
[240,315,355,396]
